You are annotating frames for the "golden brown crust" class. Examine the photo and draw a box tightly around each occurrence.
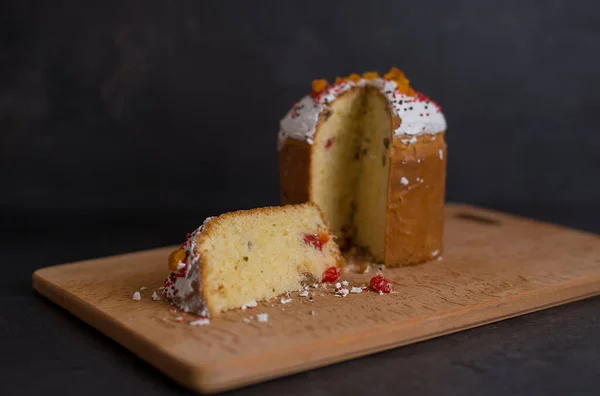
[384,133,447,266]
[278,139,311,205]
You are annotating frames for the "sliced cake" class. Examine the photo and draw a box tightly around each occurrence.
[164,202,342,317]
[278,67,447,267]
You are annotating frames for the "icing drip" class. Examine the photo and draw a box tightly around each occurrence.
[278,77,446,150]
[163,216,215,317]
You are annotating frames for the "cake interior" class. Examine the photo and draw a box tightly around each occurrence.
[198,204,339,314]
[311,86,392,262]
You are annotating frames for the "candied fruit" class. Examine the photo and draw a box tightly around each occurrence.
[168,248,187,271]
[312,79,328,93]
[322,266,341,283]
[370,273,393,293]
[303,233,322,250]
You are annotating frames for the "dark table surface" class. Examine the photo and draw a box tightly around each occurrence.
[2,203,600,396]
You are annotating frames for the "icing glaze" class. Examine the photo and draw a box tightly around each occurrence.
[278,77,446,150]
[163,216,215,317]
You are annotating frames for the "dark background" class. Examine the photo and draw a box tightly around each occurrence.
[2,1,600,395]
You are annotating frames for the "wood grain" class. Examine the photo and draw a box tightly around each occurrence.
[32,204,600,394]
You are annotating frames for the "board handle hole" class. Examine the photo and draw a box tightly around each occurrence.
[455,212,500,225]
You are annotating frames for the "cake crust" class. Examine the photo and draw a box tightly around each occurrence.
[385,133,447,266]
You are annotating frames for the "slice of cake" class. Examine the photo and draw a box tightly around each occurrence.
[278,68,447,267]
[164,202,342,317]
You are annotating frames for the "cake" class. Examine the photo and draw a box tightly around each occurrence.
[278,68,447,267]
[164,202,342,317]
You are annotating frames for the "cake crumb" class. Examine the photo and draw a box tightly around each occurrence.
[140,286,147,291]
[299,290,309,297]
[350,287,363,294]
[177,262,186,270]
[400,177,409,185]
[132,291,141,301]
[341,280,349,286]
[281,297,292,304]
[336,288,350,297]
[151,291,161,301]
[256,313,269,323]
[189,318,210,326]
[241,300,258,310]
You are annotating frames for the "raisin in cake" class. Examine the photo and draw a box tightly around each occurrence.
[278,68,447,267]
[164,202,342,317]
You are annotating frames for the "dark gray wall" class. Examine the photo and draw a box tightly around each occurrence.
[2,0,599,216]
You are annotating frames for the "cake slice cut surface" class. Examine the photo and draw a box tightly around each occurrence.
[164,203,342,317]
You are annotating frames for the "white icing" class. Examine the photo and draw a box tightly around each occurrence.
[132,291,141,301]
[278,77,446,149]
[164,216,215,317]
[400,177,409,186]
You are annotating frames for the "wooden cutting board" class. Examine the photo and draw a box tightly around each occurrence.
[32,204,600,394]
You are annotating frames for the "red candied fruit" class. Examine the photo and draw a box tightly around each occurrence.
[325,138,334,150]
[303,234,322,250]
[303,231,330,250]
[322,266,341,283]
[370,273,393,293]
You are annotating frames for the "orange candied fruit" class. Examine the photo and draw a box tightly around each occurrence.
[312,79,328,93]
[347,73,362,83]
[168,248,187,271]
[383,66,415,95]
[317,230,330,245]
[362,71,380,80]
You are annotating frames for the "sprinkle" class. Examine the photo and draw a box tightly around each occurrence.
[312,283,319,288]
[335,288,349,297]
[151,291,161,301]
[189,318,210,326]
[170,307,177,313]
[341,280,349,286]
[140,286,147,291]
[310,310,316,316]
[437,256,443,261]
[242,317,251,323]
[281,297,292,304]
[256,313,269,323]
[432,249,440,257]
[400,177,409,185]
[334,282,342,290]
[177,262,186,270]
[132,291,141,301]
[439,149,444,160]
[379,290,384,296]
[175,316,184,322]
[350,287,363,294]
[299,290,309,297]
